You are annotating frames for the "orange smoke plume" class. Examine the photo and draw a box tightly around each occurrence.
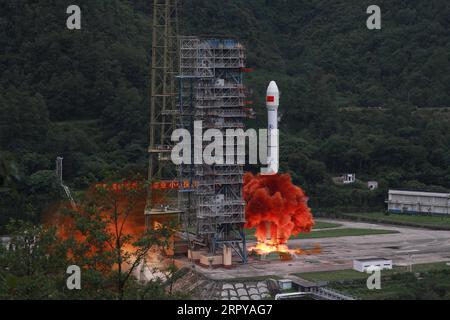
[243,172,314,244]
[44,183,147,239]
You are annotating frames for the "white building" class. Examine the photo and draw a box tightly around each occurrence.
[387,189,450,215]
[278,279,293,290]
[353,258,392,272]
[342,173,356,184]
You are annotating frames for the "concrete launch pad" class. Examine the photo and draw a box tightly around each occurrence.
[191,219,450,280]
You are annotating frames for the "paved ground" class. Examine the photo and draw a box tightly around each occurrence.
[193,219,450,280]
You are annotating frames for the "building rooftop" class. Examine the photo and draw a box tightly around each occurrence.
[354,258,391,262]
[389,189,450,198]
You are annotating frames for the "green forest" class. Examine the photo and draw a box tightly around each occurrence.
[1,0,450,229]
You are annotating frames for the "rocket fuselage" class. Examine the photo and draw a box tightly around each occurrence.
[262,81,279,175]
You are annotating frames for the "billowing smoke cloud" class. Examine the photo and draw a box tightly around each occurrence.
[243,173,314,244]
[43,183,148,240]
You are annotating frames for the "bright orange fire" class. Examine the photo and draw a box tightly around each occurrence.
[43,181,156,256]
[243,172,314,254]
[248,242,322,257]
[249,242,291,254]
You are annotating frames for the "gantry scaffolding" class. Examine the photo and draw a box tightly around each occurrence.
[177,37,252,263]
[145,0,181,222]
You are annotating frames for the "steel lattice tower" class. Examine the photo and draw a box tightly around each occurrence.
[178,38,252,264]
[145,0,180,220]
[146,1,252,264]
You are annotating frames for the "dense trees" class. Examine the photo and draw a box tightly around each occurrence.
[0,1,151,227]
[1,0,450,225]
[0,221,68,299]
[332,270,450,300]
[0,183,182,300]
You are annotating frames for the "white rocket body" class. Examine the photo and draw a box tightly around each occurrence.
[261,81,279,175]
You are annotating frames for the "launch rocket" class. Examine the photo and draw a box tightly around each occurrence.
[262,81,279,175]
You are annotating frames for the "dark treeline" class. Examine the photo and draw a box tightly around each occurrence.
[1,0,450,229]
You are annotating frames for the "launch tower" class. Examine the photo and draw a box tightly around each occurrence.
[145,0,181,223]
[178,37,253,264]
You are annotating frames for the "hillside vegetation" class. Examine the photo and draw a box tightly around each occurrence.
[1,0,450,228]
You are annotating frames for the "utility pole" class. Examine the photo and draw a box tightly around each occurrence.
[55,156,77,210]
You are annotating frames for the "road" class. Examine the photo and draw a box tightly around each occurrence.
[194,219,450,280]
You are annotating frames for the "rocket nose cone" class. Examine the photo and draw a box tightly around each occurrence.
[267,81,279,94]
[266,81,280,107]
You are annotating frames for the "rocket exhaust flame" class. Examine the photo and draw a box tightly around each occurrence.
[248,242,321,258]
[244,172,314,254]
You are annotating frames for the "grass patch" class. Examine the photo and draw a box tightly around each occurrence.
[295,262,450,300]
[244,221,342,239]
[332,270,450,300]
[410,261,450,273]
[344,212,450,230]
[245,227,396,240]
[227,275,282,282]
[297,228,397,239]
[280,288,298,294]
[297,269,370,282]
[297,262,450,283]
[313,221,342,229]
